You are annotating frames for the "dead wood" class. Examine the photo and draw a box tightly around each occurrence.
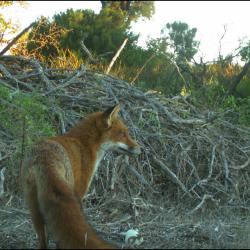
[0,56,250,249]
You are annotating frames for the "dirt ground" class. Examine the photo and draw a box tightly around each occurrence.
[1,194,250,249]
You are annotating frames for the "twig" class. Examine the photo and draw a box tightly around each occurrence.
[0,64,34,91]
[106,214,132,226]
[0,208,12,214]
[218,24,227,59]
[152,156,191,197]
[14,220,29,229]
[29,59,54,91]
[9,207,29,215]
[130,53,155,85]
[188,194,214,214]
[208,145,216,179]
[0,55,249,210]
[45,64,86,95]
[0,167,6,198]
[169,57,189,89]
[220,137,230,191]
[230,158,250,170]
[80,41,97,63]
[106,38,128,74]
[124,156,152,190]
[0,79,16,90]
[18,115,26,187]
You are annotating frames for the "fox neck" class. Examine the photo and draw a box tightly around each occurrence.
[65,117,113,192]
[84,141,114,194]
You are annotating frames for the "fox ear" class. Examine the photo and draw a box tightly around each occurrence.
[104,104,120,128]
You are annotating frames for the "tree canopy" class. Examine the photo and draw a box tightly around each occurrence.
[8,1,250,101]
[0,1,27,46]
[162,21,200,63]
[100,1,155,23]
[53,7,138,61]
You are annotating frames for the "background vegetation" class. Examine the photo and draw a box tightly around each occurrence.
[3,1,249,123]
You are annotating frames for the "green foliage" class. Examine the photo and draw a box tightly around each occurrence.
[0,3,18,45]
[121,27,199,96]
[222,95,250,125]
[9,3,249,126]
[146,37,169,54]
[26,16,62,59]
[138,110,160,129]
[123,21,200,96]
[239,40,250,61]
[138,109,164,143]
[162,21,200,63]
[190,79,226,109]
[0,85,56,192]
[100,1,155,23]
[0,1,27,45]
[55,8,136,61]
[142,37,184,94]
[53,9,96,58]
[25,8,138,64]
[237,77,250,97]
[0,86,56,145]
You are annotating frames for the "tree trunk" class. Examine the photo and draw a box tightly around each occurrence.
[106,38,128,74]
[227,60,250,95]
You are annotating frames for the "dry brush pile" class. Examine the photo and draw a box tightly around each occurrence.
[0,55,250,248]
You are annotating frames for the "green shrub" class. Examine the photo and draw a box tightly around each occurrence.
[0,86,56,143]
[0,86,56,192]
[222,95,250,126]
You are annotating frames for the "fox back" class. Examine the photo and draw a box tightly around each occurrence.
[21,105,141,249]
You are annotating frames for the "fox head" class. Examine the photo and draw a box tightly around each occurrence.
[96,104,141,156]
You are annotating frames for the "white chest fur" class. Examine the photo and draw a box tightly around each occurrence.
[87,141,113,192]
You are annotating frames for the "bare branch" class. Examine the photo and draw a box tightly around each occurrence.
[106,38,128,74]
[80,41,97,63]
[130,53,155,85]
[0,22,35,56]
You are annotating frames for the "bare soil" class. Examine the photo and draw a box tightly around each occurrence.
[0,188,250,249]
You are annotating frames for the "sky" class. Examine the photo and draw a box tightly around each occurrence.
[2,1,250,62]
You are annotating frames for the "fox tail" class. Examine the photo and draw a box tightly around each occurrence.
[34,166,115,249]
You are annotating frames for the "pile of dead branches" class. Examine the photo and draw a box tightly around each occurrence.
[0,55,250,215]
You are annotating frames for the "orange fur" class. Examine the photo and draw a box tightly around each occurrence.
[21,105,141,249]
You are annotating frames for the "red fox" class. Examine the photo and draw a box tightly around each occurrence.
[21,104,141,249]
